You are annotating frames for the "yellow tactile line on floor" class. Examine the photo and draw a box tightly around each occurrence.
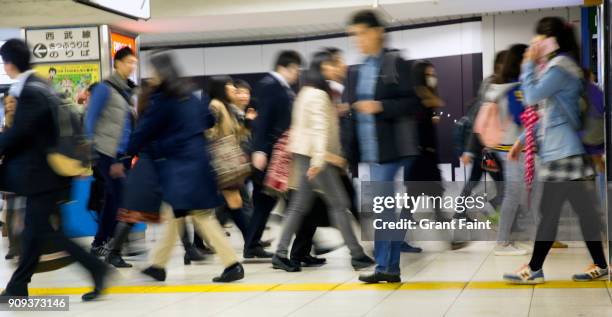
[23,280,612,295]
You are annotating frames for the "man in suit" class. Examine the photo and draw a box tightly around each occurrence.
[0,39,108,301]
[344,11,425,283]
[246,50,302,259]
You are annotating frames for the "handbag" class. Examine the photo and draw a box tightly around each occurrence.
[263,131,292,196]
[208,135,251,189]
[481,149,501,173]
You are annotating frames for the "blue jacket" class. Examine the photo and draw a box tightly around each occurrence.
[127,91,222,211]
[519,56,584,163]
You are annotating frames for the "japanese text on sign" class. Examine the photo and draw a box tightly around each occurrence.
[26,27,100,63]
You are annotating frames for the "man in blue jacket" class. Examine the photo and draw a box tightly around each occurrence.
[85,47,137,264]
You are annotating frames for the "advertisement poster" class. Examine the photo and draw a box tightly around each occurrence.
[110,32,138,82]
[33,62,100,105]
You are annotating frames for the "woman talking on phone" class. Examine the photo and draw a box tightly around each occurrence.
[503,17,608,284]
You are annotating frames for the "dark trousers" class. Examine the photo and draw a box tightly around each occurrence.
[93,153,125,246]
[4,190,105,296]
[244,180,277,251]
[290,198,324,259]
[290,174,358,259]
[529,181,607,271]
[6,195,23,256]
[460,153,504,207]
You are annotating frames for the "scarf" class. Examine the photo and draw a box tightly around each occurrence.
[520,105,538,204]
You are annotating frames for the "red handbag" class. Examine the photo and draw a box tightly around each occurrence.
[264,131,292,196]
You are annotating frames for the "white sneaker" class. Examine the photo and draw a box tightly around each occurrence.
[494,243,528,256]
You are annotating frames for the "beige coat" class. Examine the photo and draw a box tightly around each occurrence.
[288,86,345,169]
[206,98,247,208]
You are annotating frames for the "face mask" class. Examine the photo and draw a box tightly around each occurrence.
[426,76,438,89]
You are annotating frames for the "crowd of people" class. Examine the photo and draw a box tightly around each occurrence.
[0,9,608,302]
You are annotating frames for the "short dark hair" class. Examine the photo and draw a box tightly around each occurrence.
[114,46,135,64]
[234,79,251,91]
[0,39,31,72]
[324,47,342,56]
[49,67,57,74]
[349,10,385,28]
[274,50,302,70]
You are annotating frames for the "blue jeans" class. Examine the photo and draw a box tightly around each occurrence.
[368,157,415,275]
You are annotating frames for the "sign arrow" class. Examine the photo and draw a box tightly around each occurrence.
[33,43,48,58]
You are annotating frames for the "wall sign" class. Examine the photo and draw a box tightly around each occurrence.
[26,26,100,63]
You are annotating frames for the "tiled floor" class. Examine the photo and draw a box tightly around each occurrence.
[1,222,611,317]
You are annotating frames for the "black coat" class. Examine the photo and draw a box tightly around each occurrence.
[0,75,71,196]
[343,49,424,165]
[251,74,294,157]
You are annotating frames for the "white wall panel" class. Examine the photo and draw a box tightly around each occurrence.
[204,45,263,75]
[261,41,307,71]
[141,20,487,77]
[139,50,151,78]
[166,48,205,77]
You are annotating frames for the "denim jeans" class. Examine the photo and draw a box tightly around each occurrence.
[496,151,527,243]
[368,157,416,275]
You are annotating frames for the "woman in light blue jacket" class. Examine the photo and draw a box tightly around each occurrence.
[503,17,607,284]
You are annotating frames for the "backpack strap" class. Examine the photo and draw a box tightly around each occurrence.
[104,80,133,106]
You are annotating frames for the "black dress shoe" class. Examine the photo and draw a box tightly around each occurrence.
[313,243,344,256]
[244,247,273,259]
[358,272,401,284]
[292,255,326,267]
[142,266,166,282]
[82,265,109,301]
[5,252,16,260]
[184,245,206,265]
[259,239,273,248]
[351,254,375,270]
[272,255,301,272]
[105,252,132,268]
[212,263,245,283]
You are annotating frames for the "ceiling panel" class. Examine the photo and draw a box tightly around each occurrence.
[0,0,585,46]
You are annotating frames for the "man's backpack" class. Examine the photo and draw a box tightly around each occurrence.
[27,81,92,177]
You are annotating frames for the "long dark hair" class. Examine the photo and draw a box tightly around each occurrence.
[412,60,437,95]
[536,16,580,61]
[149,52,192,98]
[207,75,233,105]
[497,44,527,84]
[303,51,333,96]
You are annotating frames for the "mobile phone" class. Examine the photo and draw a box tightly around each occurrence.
[533,37,560,59]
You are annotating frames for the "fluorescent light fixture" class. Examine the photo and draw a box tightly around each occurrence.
[74,0,151,20]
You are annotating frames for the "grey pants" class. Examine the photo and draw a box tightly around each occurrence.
[276,154,364,258]
[496,152,538,243]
